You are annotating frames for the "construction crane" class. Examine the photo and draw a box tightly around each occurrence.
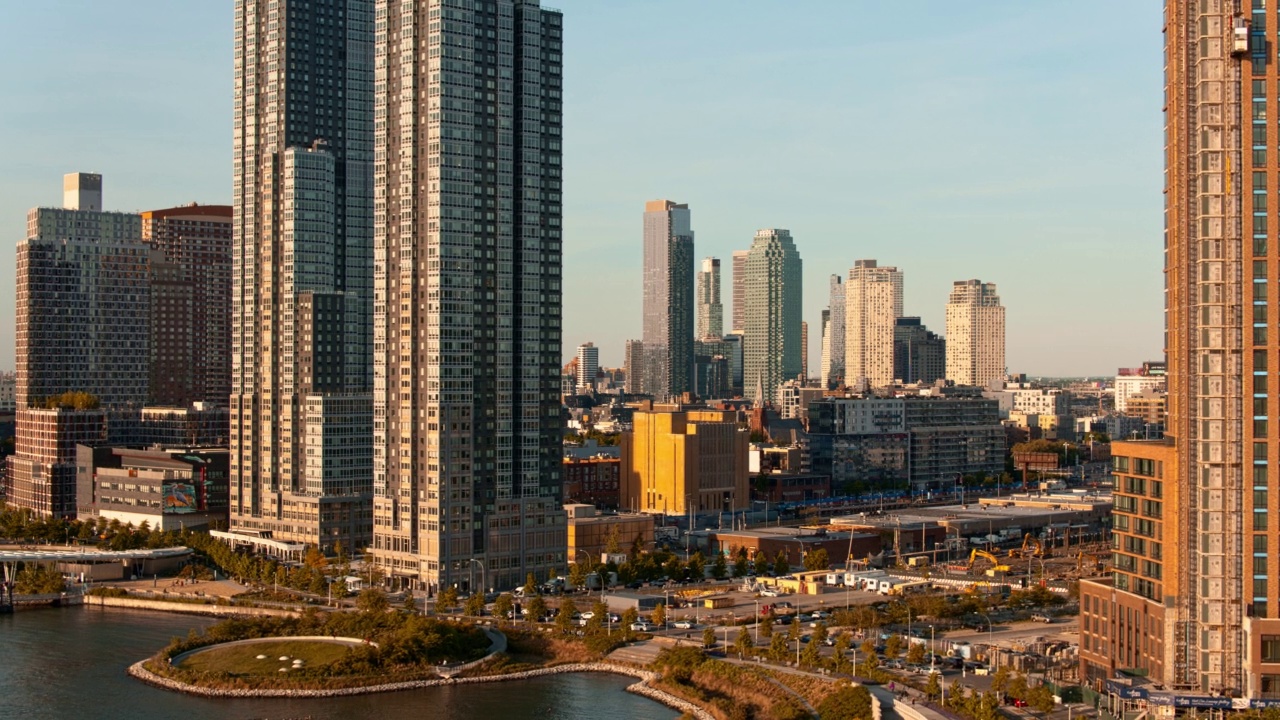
[968,549,1012,576]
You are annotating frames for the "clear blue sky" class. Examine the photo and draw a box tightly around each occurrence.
[0,0,1164,377]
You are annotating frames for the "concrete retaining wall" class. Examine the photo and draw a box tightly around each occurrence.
[87,595,298,618]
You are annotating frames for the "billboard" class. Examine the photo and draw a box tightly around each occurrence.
[163,482,199,514]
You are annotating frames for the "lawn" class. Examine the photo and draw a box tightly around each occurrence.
[178,639,357,676]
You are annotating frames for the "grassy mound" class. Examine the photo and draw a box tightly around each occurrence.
[178,639,356,676]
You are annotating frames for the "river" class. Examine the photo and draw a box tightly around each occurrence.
[0,606,677,720]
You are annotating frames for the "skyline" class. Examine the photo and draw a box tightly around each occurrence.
[0,1,1164,377]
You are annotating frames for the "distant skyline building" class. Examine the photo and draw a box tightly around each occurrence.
[944,279,1005,387]
[819,310,832,389]
[844,259,902,389]
[695,256,723,340]
[576,343,599,393]
[821,274,845,388]
[801,321,808,380]
[369,0,567,593]
[141,203,233,407]
[731,250,748,334]
[632,199,694,401]
[893,317,945,385]
[742,228,802,404]
[230,0,374,554]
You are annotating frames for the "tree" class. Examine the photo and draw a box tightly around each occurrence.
[831,632,852,674]
[816,685,873,720]
[436,585,459,613]
[568,562,588,589]
[990,666,1011,695]
[621,607,639,635]
[803,547,830,571]
[556,597,578,635]
[526,595,548,623]
[760,614,774,638]
[907,641,925,665]
[702,626,717,648]
[773,550,791,576]
[733,548,750,578]
[754,552,771,576]
[787,615,801,643]
[734,627,753,658]
[1007,674,1030,702]
[585,599,607,635]
[356,587,390,615]
[859,638,876,658]
[493,593,514,621]
[1028,684,1056,714]
[884,634,902,659]
[303,545,328,569]
[768,632,789,662]
[651,602,667,628]
[686,551,706,581]
[605,524,622,555]
[401,591,417,614]
[663,555,685,581]
[800,636,822,668]
[523,572,539,596]
[465,592,485,617]
[925,670,942,700]
[711,551,728,580]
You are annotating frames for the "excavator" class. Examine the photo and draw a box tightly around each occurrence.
[1007,533,1051,560]
[1076,551,1108,575]
[968,549,1012,577]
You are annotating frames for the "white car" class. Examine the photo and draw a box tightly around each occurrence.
[579,611,595,620]
[630,621,654,632]
[673,620,696,629]
[760,589,780,597]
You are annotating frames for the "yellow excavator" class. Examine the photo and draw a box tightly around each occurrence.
[1007,533,1051,559]
[1076,551,1108,575]
[968,548,1012,576]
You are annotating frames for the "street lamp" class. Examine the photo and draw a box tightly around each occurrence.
[754,599,760,644]
[467,558,486,598]
[978,612,995,670]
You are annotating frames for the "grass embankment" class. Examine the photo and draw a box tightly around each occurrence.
[178,639,355,676]
[651,647,814,720]
[144,606,490,691]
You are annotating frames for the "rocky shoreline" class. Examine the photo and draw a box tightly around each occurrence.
[128,660,712,719]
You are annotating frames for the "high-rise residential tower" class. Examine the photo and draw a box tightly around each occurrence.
[575,343,599,393]
[944,279,1005,387]
[844,260,902,389]
[731,250,749,334]
[1078,3,1270,699]
[821,274,845,388]
[230,0,375,554]
[696,256,723,340]
[893,317,945,385]
[141,203,233,407]
[742,229,802,404]
[370,1,566,594]
[631,200,694,401]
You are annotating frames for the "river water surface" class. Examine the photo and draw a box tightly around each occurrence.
[0,606,677,720]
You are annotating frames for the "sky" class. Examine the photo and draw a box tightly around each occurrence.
[0,0,1164,377]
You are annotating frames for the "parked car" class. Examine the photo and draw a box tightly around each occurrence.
[760,589,780,597]
[579,611,595,620]
[673,620,696,630]
[631,621,654,632]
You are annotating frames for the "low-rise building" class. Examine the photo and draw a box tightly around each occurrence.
[565,503,655,561]
[75,446,229,530]
[563,455,621,508]
[703,526,882,570]
[620,405,750,514]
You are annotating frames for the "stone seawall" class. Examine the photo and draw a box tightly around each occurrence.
[128,660,712,719]
[88,595,298,618]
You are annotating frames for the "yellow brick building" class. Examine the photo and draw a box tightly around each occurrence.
[620,407,750,514]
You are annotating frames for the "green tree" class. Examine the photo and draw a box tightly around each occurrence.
[663,555,685,581]
[803,547,830,571]
[702,626,717,648]
[568,562,588,589]
[523,572,539,596]
[815,685,874,720]
[859,638,876,658]
[768,632,789,662]
[734,627,754,657]
[464,592,485,617]
[436,585,459,613]
[907,641,925,665]
[526,595,548,623]
[604,524,622,555]
[884,633,902,659]
[990,666,1011,695]
[787,615,801,643]
[925,670,942,700]
[493,593,514,621]
[556,597,578,635]
[1007,674,1030,702]
[733,548,750,578]
[401,592,417,614]
[711,551,728,580]
[800,635,822,668]
[754,552,771,576]
[356,587,390,614]
[831,632,852,674]
[621,607,639,635]
[651,602,667,628]
[686,551,706,582]
[773,550,791,576]
[760,613,774,638]
[1028,684,1056,714]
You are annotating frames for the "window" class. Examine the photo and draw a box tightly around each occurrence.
[1257,351,1270,371]
[1258,535,1270,553]
[1265,639,1280,664]
[1256,556,1269,574]
[1258,443,1271,461]
[1258,260,1270,279]
[1258,419,1271,437]
[1258,149,1269,166]
[1258,510,1270,531]
[1259,237,1270,256]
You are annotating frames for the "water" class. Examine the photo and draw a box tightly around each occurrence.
[0,606,677,720]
